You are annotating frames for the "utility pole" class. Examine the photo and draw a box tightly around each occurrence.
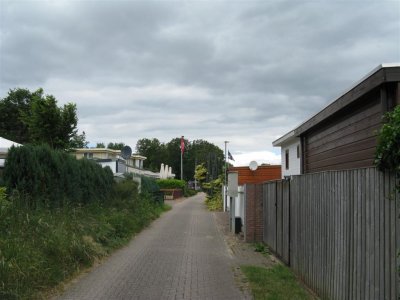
[224,141,229,212]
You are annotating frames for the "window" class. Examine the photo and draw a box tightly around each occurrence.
[84,153,93,159]
[285,149,289,170]
[297,145,300,159]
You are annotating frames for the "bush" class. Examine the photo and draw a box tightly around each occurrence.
[141,176,163,203]
[0,196,170,299]
[156,179,185,189]
[375,105,400,175]
[205,193,223,211]
[3,144,114,208]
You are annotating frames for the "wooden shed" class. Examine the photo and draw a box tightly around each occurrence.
[228,165,281,185]
[294,64,399,173]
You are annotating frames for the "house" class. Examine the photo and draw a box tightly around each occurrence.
[73,148,154,177]
[226,164,281,238]
[228,164,281,184]
[272,131,301,178]
[0,137,21,169]
[273,63,400,175]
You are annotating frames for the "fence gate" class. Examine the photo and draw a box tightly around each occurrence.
[263,180,290,264]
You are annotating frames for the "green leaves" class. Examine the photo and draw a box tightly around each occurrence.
[0,88,85,150]
[3,145,114,208]
[375,106,400,174]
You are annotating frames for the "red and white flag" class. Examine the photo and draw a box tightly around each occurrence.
[180,136,185,154]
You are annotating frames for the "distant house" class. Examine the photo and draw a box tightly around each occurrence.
[226,164,281,238]
[273,63,400,175]
[228,164,282,184]
[0,137,21,169]
[72,148,157,177]
[272,131,301,178]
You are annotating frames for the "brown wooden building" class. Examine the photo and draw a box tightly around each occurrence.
[276,64,399,174]
[228,165,281,185]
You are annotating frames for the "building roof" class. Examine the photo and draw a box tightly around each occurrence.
[73,148,146,160]
[272,63,400,146]
[272,130,297,147]
[0,137,21,154]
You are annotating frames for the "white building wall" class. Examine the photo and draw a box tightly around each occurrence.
[98,161,116,173]
[280,139,301,178]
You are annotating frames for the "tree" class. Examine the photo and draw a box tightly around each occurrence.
[134,136,224,180]
[70,131,89,148]
[96,142,105,148]
[0,88,86,149]
[375,105,400,177]
[194,164,207,185]
[107,142,126,150]
[136,138,166,172]
[0,88,41,144]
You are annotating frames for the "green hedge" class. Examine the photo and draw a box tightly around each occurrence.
[156,179,185,189]
[3,144,114,208]
[141,176,163,203]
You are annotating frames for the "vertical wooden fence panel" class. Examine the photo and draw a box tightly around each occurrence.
[260,167,399,300]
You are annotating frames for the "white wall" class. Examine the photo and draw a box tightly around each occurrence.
[280,139,301,178]
[98,161,116,173]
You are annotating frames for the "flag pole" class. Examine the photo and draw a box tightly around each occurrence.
[181,150,183,180]
[180,136,184,180]
[224,140,229,212]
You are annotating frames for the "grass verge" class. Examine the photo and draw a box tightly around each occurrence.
[241,264,312,300]
[0,194,170,299]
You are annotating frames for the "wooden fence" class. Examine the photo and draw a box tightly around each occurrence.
[262,167,399,300]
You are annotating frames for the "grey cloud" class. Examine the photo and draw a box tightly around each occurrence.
[1,0,399,162]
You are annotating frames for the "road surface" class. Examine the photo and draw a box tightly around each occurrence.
[58,193,248,300]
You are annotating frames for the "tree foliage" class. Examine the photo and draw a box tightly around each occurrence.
[107,142,126,150]
[136,138,166,172]
[0,88,86,149]
[375,105,400,175]
[96,142,105,148]
[194,164,207,184]
[136,137,224,180]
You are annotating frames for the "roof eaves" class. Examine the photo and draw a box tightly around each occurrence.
[272,130,295,147]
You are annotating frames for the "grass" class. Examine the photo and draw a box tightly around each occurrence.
[0,190,170,299]
[253,242,270,257]
[241,264,312,300]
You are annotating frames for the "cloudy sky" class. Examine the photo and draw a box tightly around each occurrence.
[1,0,399,166]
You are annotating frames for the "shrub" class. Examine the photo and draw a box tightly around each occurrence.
[375,105,400,175]
[3,144,114,208]
[156,179,185,189]
[141,176,163,203]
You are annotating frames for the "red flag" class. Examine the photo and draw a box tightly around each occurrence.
[180,136,185,154]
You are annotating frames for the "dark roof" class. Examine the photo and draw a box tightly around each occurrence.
[293,64,400,136]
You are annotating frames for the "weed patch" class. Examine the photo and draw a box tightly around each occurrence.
[0,193,170,299]
[241,264,312,300]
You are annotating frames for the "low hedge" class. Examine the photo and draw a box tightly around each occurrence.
[156,179,185,189]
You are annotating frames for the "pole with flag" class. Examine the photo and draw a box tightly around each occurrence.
[180,136,185,180]
[224,141,228,212]
[228,150,235,161]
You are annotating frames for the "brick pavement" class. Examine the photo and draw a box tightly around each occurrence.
[57,193,250,300]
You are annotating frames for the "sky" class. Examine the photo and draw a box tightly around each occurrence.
[0,0,399,167]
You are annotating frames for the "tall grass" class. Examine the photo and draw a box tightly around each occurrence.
[0,181,170,299]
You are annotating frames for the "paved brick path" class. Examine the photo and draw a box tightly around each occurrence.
[57,193,249,300]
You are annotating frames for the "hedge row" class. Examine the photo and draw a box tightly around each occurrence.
[3,145,114,208]
[156,179,185,189]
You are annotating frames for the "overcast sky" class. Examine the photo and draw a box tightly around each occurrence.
[1,0,399,167]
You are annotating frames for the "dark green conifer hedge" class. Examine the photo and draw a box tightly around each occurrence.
[3,145,114,208]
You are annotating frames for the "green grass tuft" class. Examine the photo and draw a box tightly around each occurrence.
[241,264,312,300]
[0,191,170,299]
